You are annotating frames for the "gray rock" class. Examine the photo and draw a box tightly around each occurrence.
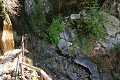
[31,39,94,80]
[60,30,75,41]
[67,70,77,80]
[25,0,35,15]
[99,33,120,51]
[117,3,120,19]
[97,12,120,50]
[58,39,72,54]
[90,73,100,80]
[70,14,80,20]
[79,10,87,17]
[104,23,116,36]
[60,31,69,40]
[74,56,100,80]
[58,76,68,80]
[101,11,120,36]
[100,39,115,50]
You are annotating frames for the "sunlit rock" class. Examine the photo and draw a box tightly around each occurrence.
[70,14,80,20]
[79,10,87,17]
[58,39,72,54]
[101,11,120,36]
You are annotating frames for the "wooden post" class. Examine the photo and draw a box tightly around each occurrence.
[21,35,25,79]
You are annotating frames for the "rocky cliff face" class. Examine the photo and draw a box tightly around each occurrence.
[7,0,120,80]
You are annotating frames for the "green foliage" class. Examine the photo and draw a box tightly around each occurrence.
[109,44,120,79]
[71,9,107,54]
[32,0,48,27]
[112,62,120,80]
[79,36,93,54]
[74,9,107,41]
[58,0,94,15]
[0,0,4,15]
[110,44,120,53]
[69,0,108,54]
[0,0,2,3]
[45,15,65,44]
[27,0,50,38]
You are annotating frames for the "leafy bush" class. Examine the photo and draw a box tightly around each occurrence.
[74,9,107,40]
[27,0,50,38]
[0,0,2,3]
[69,1,108,54]
[71,10,107,54]
[45,15,65,44]
[110,44,120,53]
[112,69,120,80]
[80,36,93,54]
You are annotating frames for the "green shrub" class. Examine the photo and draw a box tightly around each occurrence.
[0,0,2,3]
[45,15,65,44]
[110,44,120,53]
[70,1,108,54]
[74,9,107,40]
[112,62,120,80]
[71,9,108,54]
[27,0,50,38]
[78,36,93,54]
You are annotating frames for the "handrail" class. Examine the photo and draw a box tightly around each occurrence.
[22,63,52,80]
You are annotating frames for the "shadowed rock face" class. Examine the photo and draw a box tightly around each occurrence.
[6,0,119,80]
[74,56,100,80]
[30,37,100,80]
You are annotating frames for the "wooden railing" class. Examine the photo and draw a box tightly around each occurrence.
[22,63,52,80]
[21,35,52,80]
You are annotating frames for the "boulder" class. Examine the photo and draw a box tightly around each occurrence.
[79,10,87,17]
[98,12,120,50]
[101,11,120,36]
[66,70,77,80]
[58,39,72,55]
[70,14,80,20]
[73,56,100,80]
